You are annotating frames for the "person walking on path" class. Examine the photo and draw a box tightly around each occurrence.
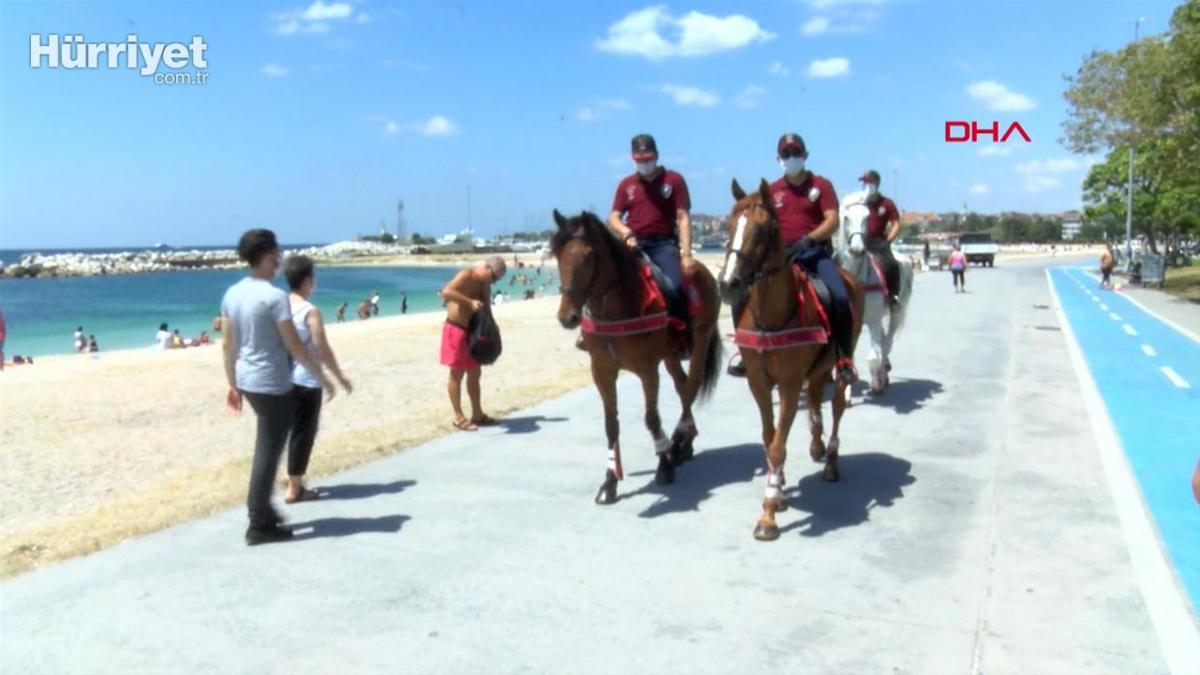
[283,256,353,504]
[439,256,506,431]
[1099,244,1115,289]
[221,229,333,546]
[948,244,967,293]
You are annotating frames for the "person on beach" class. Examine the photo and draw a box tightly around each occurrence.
[87,335,99,353]
[74,326,85,352]
[439,256,506,431]
[221,229,333,546]
[370,290,381,317]
[156,323,172,350]
[0,310,6,371]
[400,292,408,315]
[948,244,967,293]
[171,329,187,349]
[336,302,347,322]
[358,299,372,320]
[197,331,212,346]
[283,256,353,504]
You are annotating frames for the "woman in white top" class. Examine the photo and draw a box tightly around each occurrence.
[155,323,172,350]
[283,256,353,503]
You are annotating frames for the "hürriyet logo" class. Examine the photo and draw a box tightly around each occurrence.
[29,34,209,85]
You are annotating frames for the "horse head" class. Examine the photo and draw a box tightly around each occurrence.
[550,209,631,329]
[839,189,872,257]
[719,178,780,306]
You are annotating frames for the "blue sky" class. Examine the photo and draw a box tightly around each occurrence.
[0,0,1182,249]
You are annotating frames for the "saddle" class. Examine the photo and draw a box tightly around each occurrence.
[792,264,833,335]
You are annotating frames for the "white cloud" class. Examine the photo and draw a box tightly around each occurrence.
[658,84,720,107]
[599,98,631,110]
[272,1,355,36]
[1016,158,1082,174]
[260,63,289,77]
[576,107,599,122]
[1022,175,1061,193]
[807,57,851,78]
[807,0,886,7]
[768,61,790,76]
[595,7,774,60]
[301,1,352,20]
[978,146,1014,157]
[355,12,371,24]
[967,80,1036,111]
[420,116,459,136]
[734,85,766,109]
[384,121,400,136]
[801,17,830,35]
[970,183,989,195]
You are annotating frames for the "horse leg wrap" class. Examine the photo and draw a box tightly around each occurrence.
[655,436,672,456]
[765,466,783,501]
[608,445,624,481]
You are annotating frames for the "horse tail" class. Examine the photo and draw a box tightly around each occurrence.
[697,323,723,403]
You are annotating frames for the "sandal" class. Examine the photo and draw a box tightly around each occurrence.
[284,487,321,504]
[452,418,479,432]
[472,414,500,426]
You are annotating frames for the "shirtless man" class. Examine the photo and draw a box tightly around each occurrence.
[1099,244,1115,289]
[439,256,507,431]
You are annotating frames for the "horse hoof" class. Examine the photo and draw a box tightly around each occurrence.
[679,438,695,463]
[823,464,840,482]
[809,441,826,463]
[753,521,780,541]
[655,455,675,485]
[594,482,617,505]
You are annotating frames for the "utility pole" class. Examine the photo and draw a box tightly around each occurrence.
[396,200,407,243]
[1124,16,1145,270]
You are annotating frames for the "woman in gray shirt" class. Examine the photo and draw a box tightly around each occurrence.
[221,229,333,546]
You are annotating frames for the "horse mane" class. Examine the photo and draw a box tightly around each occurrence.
[552,211,641,298]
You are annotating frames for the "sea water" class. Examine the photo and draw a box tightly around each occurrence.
[0,263,556,357]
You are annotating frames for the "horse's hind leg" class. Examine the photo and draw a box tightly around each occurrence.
[825,378,847,482]
[592,360,621,505]
[664,356,696,464]
[755,378,801,541]
[637,365,673,485]
[806,376,827,463]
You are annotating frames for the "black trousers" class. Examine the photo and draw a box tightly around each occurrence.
[287,385,323,476]
[867,238,900,300]
[243,391,296,528]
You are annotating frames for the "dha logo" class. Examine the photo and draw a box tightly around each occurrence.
[944,121,1031,143]
[29,34,208,84]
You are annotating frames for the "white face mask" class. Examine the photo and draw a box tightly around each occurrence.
[866,183,879,196]
[635,160,657,176]
[780,156,805,176]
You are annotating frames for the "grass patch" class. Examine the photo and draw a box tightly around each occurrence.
[1163,261,1200,303]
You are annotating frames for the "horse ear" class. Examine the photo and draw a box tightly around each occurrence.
[757,179,774,216]
[731,178,746,201]
[552,209,568,230]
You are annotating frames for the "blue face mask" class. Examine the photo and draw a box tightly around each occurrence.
[780,156,805,176]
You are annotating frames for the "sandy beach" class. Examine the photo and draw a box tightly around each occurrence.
[0,293,596,578]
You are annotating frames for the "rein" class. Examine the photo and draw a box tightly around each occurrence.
[559,229,664,337]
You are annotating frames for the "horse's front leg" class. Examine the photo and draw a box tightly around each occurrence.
[826,376,847,483]
[592,358,621,505]
[866,297,886,394]
[754,375,802,542]
[664,356,696,464]
[807,375,827,463]
[636,363,673,485]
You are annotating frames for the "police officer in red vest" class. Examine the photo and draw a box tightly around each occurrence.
[608,134,694,338]
[860,169,902,307]
[729,133,856,386]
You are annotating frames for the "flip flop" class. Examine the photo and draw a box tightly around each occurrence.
[471,415,500,427]
[452,418,479,432]
[284,487,321,504]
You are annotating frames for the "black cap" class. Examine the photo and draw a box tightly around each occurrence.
[777,133,806,156]
[631,134,658,160]
[860,169,881,183]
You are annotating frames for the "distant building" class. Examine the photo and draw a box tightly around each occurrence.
[1062,219,1082,240]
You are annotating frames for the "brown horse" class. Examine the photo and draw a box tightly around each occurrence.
[718,179,864,541]
[551,210,723,504]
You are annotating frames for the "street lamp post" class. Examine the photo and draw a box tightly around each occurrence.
[1124,16,1145,271]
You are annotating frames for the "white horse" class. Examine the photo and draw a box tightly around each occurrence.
[835,190,913,395]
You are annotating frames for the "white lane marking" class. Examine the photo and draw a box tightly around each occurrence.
[1141,344,1156,357]
[1045,269,1200,674]
[1099,303,1109,311]
[1160,366,1190,389]
[1124,324,1138,336]
[1092,296,1101,303]
[1109,312,1121,321]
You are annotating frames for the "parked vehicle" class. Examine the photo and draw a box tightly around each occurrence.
[958,232,999,267]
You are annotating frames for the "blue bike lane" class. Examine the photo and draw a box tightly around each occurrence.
[1049,266,1200,616]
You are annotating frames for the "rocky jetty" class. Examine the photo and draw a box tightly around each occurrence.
[0,241,405,279]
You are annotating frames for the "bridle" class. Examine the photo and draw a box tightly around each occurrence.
[557,230,617,309]
[726,201,781,288]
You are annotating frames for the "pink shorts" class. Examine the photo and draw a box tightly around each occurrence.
[440,321,479,371]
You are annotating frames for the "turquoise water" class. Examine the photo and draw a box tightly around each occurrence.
[0,265,558,357]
